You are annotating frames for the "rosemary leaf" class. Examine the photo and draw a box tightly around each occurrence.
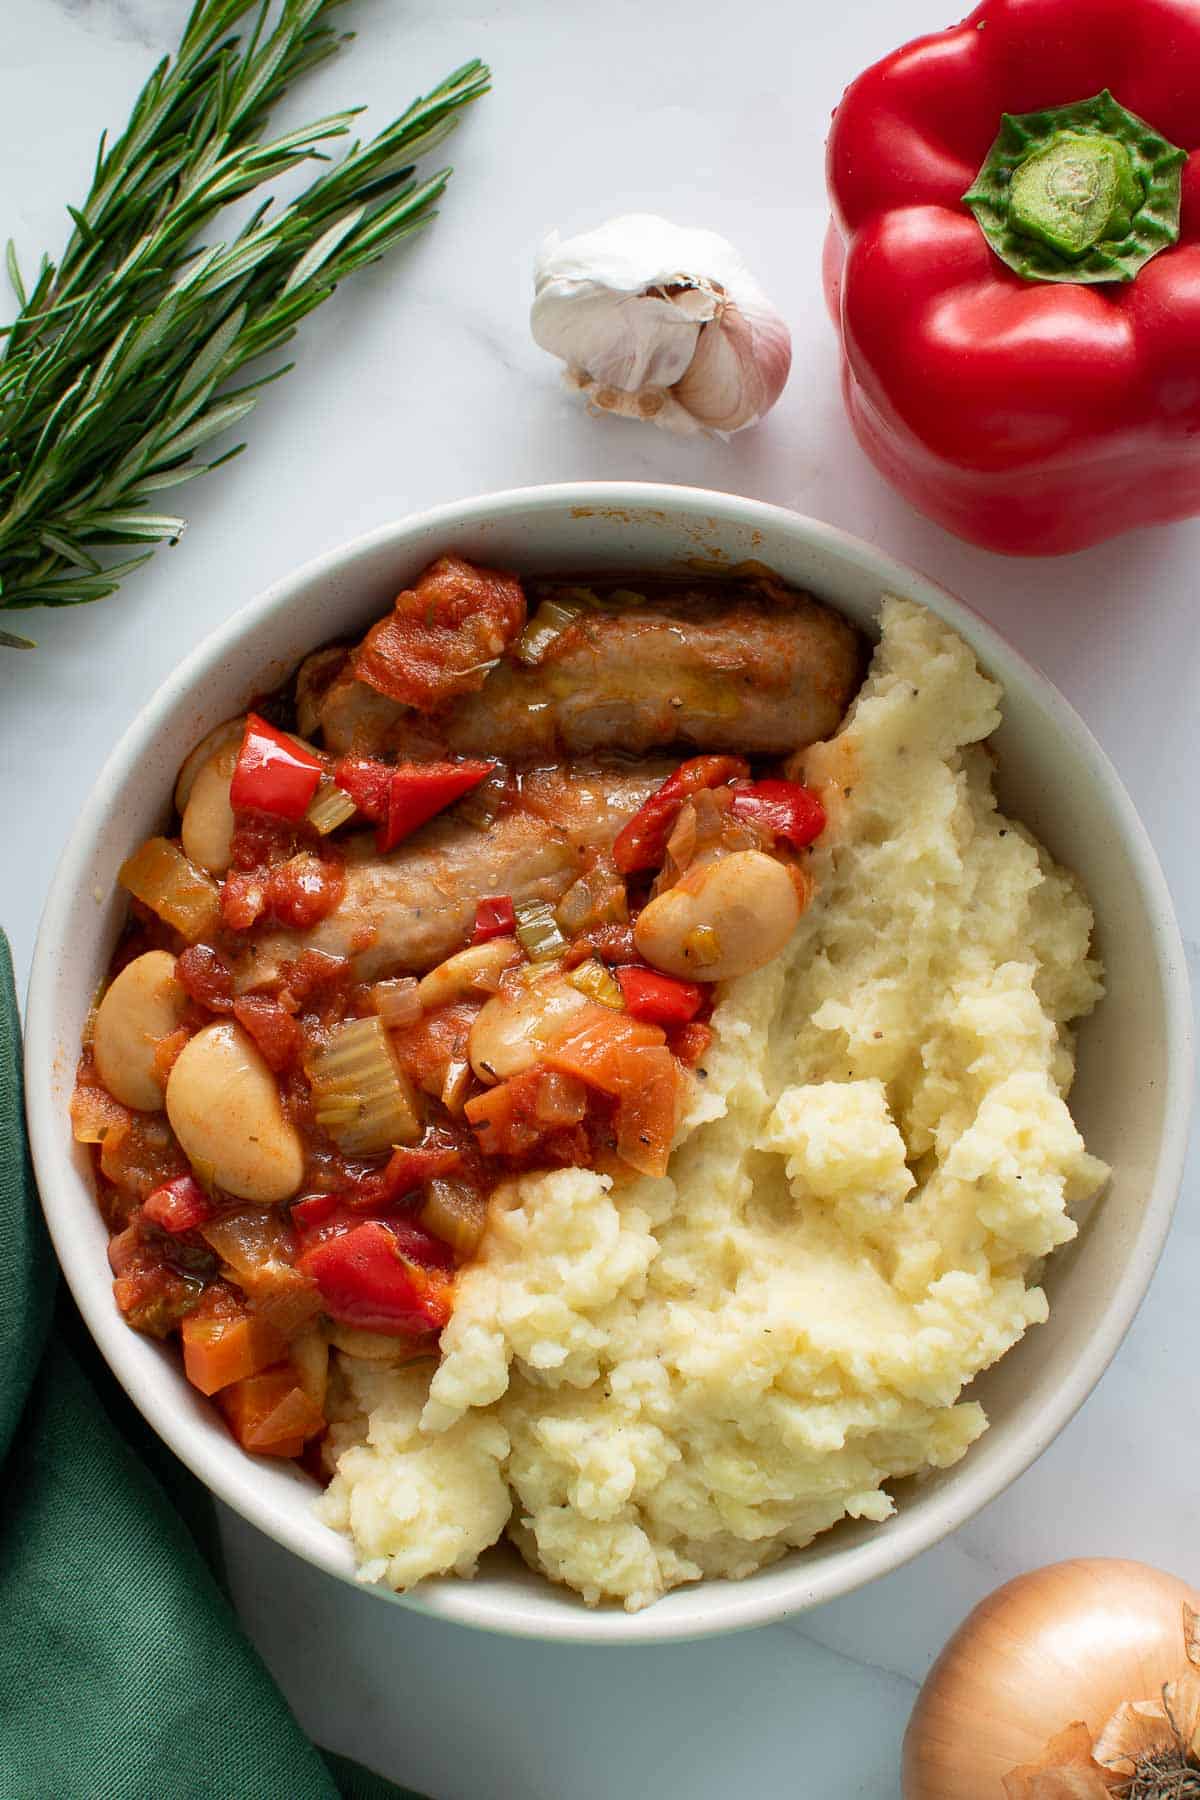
[0,1,488,627]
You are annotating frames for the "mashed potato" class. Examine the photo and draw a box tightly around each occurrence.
[317,597,1108,1610]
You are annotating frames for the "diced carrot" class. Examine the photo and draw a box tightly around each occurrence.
[543,1006,666,1096]
[218,1368,325,1458]
[614,1046,681,1178]
[181,1291,287,1396]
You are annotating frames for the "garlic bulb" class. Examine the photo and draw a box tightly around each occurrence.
[530,213,792,436]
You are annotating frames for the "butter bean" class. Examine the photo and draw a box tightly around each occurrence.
[93,950,189,1111]
[166,1021,304,1202]
[633,850,802,982]
[180,736,241,875]
[173,716,245,813]
[417,937,521,1009]
[468,977,588,1084]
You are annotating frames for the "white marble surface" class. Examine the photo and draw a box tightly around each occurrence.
[3,0,1198,1794]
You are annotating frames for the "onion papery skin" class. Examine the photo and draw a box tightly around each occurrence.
[902,1558,1200,1799]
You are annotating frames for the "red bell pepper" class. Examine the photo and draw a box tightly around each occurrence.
[332,755,393,822]
[612,755,750,874]
[334,755,496,853]
[229,714,323,820]
[730,779,826,848]
[142,1174,213,1235]
[472,895,517,943]
[616,966,703,1025]
[297,1220,454,1334]
[826,0,1200,555]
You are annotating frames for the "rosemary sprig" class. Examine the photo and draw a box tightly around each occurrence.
[0,0,488,635]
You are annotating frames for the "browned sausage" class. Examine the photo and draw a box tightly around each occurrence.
[304,581,863,762]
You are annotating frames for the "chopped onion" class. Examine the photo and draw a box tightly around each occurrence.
[555,858,629,936]
[420,1177,488,1259]
[307,1016,421,1152]
[515,598,583,666]
[440,1058,473,1116]
[532,1069,588,1126]
[118,837,221,942]
[305,778,358,836]
[567,959,624,1009]
[369,977,423,1030]
[514,898,568,962]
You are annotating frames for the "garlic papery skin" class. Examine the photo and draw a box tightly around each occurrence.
[530,213,792,437]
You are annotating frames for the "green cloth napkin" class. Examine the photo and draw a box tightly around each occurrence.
[0,931,419,1800]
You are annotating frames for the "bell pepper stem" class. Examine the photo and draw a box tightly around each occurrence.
[963,90,1186,284]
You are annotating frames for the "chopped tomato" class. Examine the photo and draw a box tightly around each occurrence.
[232,995,302,1072]
[181,1288,287,1396]
[108,1225,203,1338]
[392,1001,479,1099]
[614,1046,681,1178]
[668,1020,714,1069]
[277,950,351,1006]
[265,851,345,929]
[297,1221,454,1335]
[378,761,497,853]
[464,1070,594,1161]
[221,855,344,935]
[729,778,826,848]
[378,1130,466,1198]
[220,871,267,931]
[543,1005,667,1096]
[332,756,393,823]
[616,966,703,1025]
[229,714,323,821]
[229,811,297,872]
[472,895,517,943]
[176,944,234,1012]
[464,1072,547,1158]
[612,755,750,875]
[352,554,526,711]
[218,1368,325,1458]
[142,1174,213,1234]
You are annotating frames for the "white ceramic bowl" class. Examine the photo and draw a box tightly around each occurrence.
[25,483,1192,1644]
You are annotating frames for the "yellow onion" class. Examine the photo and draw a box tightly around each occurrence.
[903,1559,1200,1799]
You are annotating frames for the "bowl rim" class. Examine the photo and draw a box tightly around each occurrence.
[23,480,1194,1645]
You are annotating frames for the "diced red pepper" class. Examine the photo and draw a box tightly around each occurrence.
[730,779,826,849]
[472,895,517,943]
[297,1221,454,1335]
[612,755,750,874]
[332,756,393,823]
[290,1193,339,1233]
[668,1020,714,1069]
[229,714,323,821]
[292,1198,454,1270]
[142,1174,213,1235]
[616,966,703,1026]
[378,761,497,853]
